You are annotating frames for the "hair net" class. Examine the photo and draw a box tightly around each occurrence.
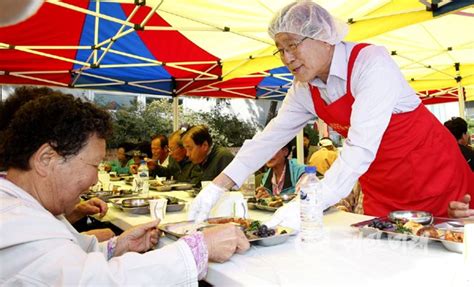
[268,1,348,45]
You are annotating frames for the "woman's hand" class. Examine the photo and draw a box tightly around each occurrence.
[114,220,161,256]
[255,187,270,199]
[202,224,250,263]
[448,194,474,218]
[66,198,108,224]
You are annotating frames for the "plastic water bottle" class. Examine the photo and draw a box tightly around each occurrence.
[241,173,256,197]
[137,160,149,197]
[298,166,323,243]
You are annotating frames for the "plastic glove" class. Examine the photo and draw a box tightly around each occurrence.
[264,199,301,232]
[115,220,161,256]
[188,182,225,222]
[202,224,250,263]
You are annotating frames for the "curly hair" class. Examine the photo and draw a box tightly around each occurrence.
[0,87,112,170]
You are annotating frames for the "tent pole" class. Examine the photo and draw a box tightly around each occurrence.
[458,81,465,119]
[173,97,179,131]
[296,130,304,164]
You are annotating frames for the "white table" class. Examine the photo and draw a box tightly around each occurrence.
[100,189,273,230]
[101,188,468,287]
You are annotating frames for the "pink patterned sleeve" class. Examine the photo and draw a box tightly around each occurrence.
[180,232,209,280]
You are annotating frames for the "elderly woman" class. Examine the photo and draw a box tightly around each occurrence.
[255,142,305,199]
[189,1,473,222]
[0,87,249,285]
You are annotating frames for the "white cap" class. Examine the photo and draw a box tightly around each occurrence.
[318,138,333,147]
[268,1,348,45]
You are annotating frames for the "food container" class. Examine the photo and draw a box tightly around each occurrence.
[159,218,294,247]
[351,216,465,253]
[121,198,149,208]
[171,183,194,190]
[388,210,433,225]
[150,185,173,192]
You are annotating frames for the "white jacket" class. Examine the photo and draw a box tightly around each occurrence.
[0,178,198,286]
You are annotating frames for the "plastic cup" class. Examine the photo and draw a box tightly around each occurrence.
[149,199,167,220]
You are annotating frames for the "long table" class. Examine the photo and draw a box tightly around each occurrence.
[101,189,468,286]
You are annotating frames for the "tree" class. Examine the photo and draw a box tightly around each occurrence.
[104,98,259,148]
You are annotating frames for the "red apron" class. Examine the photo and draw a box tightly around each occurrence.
[310,43,474,217]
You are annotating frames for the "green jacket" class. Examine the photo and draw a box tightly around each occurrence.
[150,157,202,185]
[199,145,234,182]
[108,159,131,175]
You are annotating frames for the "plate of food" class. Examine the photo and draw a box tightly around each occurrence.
[159,217,294,246]
[247,197,284,212]
[351,215,465,253]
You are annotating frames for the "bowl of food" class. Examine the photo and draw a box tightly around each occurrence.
[388,210,433,225]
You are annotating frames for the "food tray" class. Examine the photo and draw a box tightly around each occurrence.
[171,183,194,190]
[159,218,294,246]
[82,190,138,202]
[254,204,278,212]
[110,196,186,214]
[351,216,465,253]
[149,184,173,192]
[110,198,149,214]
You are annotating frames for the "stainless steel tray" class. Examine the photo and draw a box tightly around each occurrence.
[351,216,465,253]
[159,218,294,246]
[110,196,186,213]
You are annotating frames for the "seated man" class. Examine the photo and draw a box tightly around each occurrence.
[182,125,234,182]
[147,134,170,171]
[444,117,474,171]
[127,150,146,174]
[0,87,249,285]
[150,129,203,185]
[308,137,338,175]
[255,142,305,198]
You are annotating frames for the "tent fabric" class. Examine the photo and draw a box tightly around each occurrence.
[0,0,222,96]
[0,0,473,102]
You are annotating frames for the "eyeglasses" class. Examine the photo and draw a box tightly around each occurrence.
[273,37,309,57]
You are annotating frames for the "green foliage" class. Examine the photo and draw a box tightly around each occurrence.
[104,98,258,148]
[192,105,259,147]
[304,125,319,145]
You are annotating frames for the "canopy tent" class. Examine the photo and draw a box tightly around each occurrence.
[187,4,474,108]
[1,0,473,102]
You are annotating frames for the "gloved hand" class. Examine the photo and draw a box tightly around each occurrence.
[188,182,225,222]
[202,224,250,263]
[264,199,300,232]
